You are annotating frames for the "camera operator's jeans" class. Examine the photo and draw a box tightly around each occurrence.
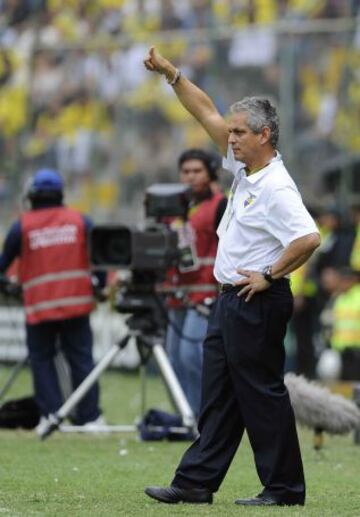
[166,308,208,417]
[26,315,101,425]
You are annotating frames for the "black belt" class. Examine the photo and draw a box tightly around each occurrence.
[218,283,239,293]
[219,278,290,294]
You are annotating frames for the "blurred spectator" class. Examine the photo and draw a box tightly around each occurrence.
[290,207,321,378]
[315,206,355,276]
[31,51,64,108]
[350,203,360,271]
[165,148,226,417]
[330,267,360,380]
[311,206,356,347]
[228,0,277,68]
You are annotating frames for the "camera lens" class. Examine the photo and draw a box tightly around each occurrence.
[106,233,131,265]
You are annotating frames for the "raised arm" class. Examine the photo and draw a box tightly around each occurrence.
[144,47,229,156]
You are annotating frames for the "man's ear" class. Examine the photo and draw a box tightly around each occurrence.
[259,126,271,145]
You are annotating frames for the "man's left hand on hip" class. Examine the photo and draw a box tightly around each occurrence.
[235,269,271,302]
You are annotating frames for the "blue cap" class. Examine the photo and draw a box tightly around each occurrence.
[31,168,64,193]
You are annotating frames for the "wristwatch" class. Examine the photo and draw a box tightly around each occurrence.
[262,265,274,284]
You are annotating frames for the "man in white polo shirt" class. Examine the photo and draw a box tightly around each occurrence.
[143,47,320,507]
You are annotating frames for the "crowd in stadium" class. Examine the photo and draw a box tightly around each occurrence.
[0,1,357,216]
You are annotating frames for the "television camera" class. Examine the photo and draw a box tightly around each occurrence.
[90,182,192,330]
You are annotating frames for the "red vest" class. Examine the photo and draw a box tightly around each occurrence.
[20,207,94,324]
[167,192,224,307]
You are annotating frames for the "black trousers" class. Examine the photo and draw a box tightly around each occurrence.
[172,279,305,505]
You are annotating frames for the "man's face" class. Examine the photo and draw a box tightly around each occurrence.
[227,111,267,164]
[179,158,211,195]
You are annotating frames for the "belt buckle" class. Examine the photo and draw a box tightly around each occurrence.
[219,283,232,293]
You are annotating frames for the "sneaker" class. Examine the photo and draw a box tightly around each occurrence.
[81,415,107,431]
[35,416,50,437]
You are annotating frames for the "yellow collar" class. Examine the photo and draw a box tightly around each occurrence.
[245,162,271,176]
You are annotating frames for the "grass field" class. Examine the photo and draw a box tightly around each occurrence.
[0,365,359,516]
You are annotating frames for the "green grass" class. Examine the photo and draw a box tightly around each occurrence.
[0,365,359,516]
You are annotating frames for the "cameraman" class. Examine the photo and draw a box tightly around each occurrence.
[166,149,226,416]
[0,168,104,434]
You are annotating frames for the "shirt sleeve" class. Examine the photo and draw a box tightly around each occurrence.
[266,186,319,247]
[0,221,22,272]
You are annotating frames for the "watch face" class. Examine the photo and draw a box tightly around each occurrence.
[263,267,273,282]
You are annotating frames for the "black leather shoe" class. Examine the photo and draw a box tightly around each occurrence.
[235,493,304,506]
[144,486,213,504]
[235,494,283,506]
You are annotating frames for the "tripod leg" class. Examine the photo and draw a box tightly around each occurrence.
[39,334,131,440]
[54,346,76,421]
[151,342,196,429]
[0,356,28,401]
[140,364,147,419]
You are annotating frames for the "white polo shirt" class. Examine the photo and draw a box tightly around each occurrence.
[214,147,319,284]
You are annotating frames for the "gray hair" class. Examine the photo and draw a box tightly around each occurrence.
[229,97,279,148]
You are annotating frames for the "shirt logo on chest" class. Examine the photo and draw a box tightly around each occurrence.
[244,193,256,208]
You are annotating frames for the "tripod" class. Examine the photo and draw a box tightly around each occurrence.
[39,297,197,440]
